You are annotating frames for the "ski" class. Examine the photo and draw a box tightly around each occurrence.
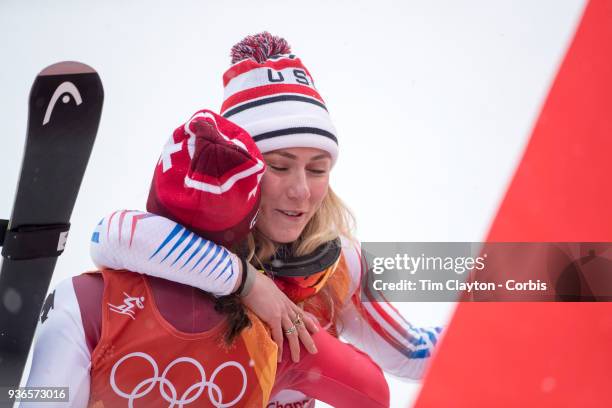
[0,61,103,388]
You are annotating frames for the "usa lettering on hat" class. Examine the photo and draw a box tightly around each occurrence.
[221,32,339,165]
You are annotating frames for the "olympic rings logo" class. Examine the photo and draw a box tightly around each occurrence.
[110,351,248,407]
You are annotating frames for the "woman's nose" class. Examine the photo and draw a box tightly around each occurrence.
[287,170,310,201]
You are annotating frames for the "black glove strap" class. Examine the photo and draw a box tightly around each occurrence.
[1,222,71,260]
[235,257,248,295]
[0,219,8,246]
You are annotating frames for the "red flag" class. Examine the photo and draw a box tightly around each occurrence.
[416,0,612,406]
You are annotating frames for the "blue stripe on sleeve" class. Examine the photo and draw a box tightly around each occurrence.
[171,233,199,267]
[149,224,184,260]
[211,252,230,280]
[180,237,205,269]
[221,259,234,283]
[410,349,431,359]
[201,246,222,275]
[423,329,438,346]
[190,241,213,271]
[160,229,192,263]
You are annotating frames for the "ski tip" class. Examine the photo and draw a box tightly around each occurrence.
[39,61,97,76]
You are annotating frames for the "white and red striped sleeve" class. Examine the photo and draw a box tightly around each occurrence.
[338,237,443,380]
[89,210,241,297]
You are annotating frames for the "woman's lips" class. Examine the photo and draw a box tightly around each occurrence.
[276,209,306,220]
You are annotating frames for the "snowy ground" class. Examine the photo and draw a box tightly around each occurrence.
[0,1,585,406]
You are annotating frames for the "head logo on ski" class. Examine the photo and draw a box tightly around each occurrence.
[42,81,83,125]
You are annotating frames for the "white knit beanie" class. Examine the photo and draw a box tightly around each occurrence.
[220,32,338,164]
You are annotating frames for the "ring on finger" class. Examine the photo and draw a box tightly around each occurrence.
[284,325,297,335]
[292,313,304,327]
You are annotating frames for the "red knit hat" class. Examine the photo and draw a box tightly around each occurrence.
[147,109,265,247]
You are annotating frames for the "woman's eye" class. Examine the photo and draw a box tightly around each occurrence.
[308,169,327,175]
[269,165,288,171]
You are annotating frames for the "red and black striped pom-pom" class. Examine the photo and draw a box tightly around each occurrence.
[230,32,291,64]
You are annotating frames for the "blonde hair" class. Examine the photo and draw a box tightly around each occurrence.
[245,187,356,268]
[218,188,355,344]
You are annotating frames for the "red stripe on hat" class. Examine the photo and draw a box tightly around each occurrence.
[223,57,313,87]
[221,84,324,115]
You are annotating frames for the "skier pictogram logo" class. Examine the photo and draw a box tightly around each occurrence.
[108,292,145,320]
